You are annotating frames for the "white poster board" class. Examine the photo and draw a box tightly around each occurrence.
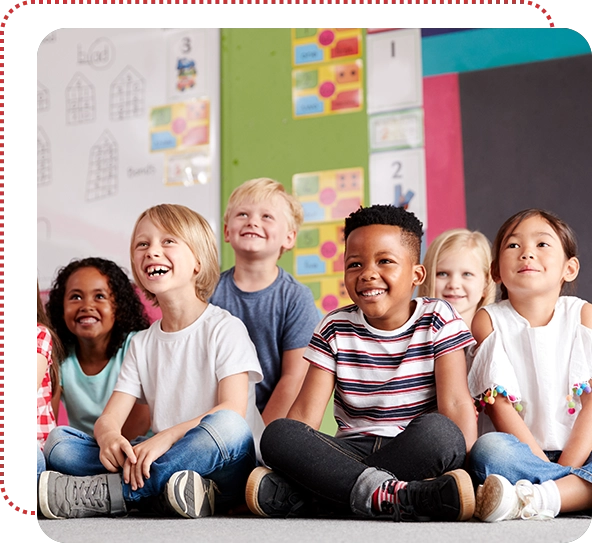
[37,28,220,289]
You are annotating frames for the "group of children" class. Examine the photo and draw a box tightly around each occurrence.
[36,177,592,524]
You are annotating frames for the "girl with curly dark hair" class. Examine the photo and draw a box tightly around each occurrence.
[46,257,151,441]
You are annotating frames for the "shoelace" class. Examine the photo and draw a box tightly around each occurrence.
[71,477,108,508]
[515,481,554,521]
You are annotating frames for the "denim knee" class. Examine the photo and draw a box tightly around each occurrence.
[37,444,46,480]
[469,432,512,481]
[198,409,253,458]
[44,425,94,472]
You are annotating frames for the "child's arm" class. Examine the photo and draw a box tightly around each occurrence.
[287,365,335,430]
[50,385,61,421]
[125,372,249,491]
[472,309,549,462]
[261,347,308,425]
[435,349,478,452]
[557,303,592,467]
[121,403,152,441]
[37,353,49,390]
[94,391,138,472]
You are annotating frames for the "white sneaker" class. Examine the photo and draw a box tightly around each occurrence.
[475,474,554,522]
[164,470,216,519]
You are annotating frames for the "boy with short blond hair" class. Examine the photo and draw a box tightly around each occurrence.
[210,178,319,425]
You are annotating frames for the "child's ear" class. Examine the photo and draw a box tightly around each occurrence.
[563,256,580,283]
[223,224,230,243]
[413,264,427,286]
[282,230,297,252]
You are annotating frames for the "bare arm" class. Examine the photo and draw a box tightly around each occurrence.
[558,303,592,467]
[261,348,309,425]
[126,372,249,490]
[472,308,548,461]
[287,365,335,430]
[37,353,48,391]
[435,349,478,453]
[94,391,138,472]
[51,385,62,421]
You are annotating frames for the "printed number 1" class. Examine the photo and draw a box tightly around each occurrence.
[391,41,395,58]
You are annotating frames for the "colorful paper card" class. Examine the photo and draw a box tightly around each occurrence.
[164,148,211,187]
[369,108,424,152]
[293,167,364,224]
[291,29,362,66]
[301,275,353,315]
[294,222,345,277]
[149,99,209,152]
[292,60,363,118]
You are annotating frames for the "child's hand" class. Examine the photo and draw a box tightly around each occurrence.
[123,430,176,491]
[98,432,136,473]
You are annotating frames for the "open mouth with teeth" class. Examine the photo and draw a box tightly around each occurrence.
[360,289,386,298]
[146,265,171,277]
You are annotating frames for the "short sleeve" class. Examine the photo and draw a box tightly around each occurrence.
[37,325,53,363]
[303,316,338,375]
[114,335,145,401]
[467,330,522,401]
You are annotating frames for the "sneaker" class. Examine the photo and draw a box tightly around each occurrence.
[475,474,554,522]
[245,467,308,518]
[38,471,127,519]
[394,469,475,522]
[165,470,215,519]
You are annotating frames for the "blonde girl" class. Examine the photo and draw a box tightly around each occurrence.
[468,209,592,522]
[419,228,495,326]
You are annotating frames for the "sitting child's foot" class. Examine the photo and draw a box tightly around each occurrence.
[375,469,475,522]
[475,474,554,522]
[245,467,308,518]
[38,471,127,519]
[165,470,216,519]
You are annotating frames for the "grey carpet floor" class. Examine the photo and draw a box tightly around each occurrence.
[39,515,591,543]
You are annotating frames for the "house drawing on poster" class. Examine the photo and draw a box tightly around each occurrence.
[86,130,118,201]
[37,127,51,187]
[66,72,96,125]
[110,66,145,121]
[37,82,50,112]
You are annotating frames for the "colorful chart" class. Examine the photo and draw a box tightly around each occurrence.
[293,167,364,224]
[301,275,353,315]
[294,223,345,277]
[292,60,363,118]
[149,99,209,152]
[291,28,363,66]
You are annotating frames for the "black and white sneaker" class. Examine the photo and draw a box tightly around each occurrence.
[394,469,475,522]
[165,470,216,519]
[38,471,127,519]
[245,467,309,518]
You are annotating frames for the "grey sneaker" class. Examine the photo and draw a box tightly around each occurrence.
[38,471,126,519]
[165,470,215,519]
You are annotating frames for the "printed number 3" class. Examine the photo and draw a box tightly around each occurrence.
[182,37,191,54]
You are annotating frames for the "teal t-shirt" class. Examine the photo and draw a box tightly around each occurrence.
[60,332,136,436]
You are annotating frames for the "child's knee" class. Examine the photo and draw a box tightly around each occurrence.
[470,432,512,472]
[201,409,253,452]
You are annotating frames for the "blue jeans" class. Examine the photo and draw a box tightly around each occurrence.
[37,443,46,481]
[470,432,592,485]
[262,413,467,517]
[44,410,256,508]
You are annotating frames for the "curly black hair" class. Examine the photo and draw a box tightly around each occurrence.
[46,257,150,361]
[344,205,424,263]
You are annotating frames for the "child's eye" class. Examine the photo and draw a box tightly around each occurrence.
[263,214,274,220]
[537,242,549,248]
[136,241,148,248]
[378,259,393,265]
[96,293,106,300]
[436,271,448,277]
[163,239,175,245]
[68,294,82,301]
[507,242,519,249]
[462,272,474,278]
[346,262,361,269]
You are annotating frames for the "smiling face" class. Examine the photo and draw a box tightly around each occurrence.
[496,215,579,300]
[344,224,425,331]
[224,196,296,262]
[63,267,116,345]
[132,216,200,302]
[434,248,487,324]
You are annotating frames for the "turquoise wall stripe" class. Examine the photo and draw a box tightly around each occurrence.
[422,28,591,76]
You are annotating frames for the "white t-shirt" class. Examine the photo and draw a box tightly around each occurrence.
[468,297,592,451]
[115,304,264,450]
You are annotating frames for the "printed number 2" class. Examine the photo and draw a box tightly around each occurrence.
[182,37,191,54]
[392,161,402,179]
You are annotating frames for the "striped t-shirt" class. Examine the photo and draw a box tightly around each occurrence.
[304,297,475,438]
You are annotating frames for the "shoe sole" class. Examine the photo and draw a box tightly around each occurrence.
[165,471,214,519]
[475,474,507,522]
[38,471,61,520]
[446,469,476,521]
[245,467,273,517]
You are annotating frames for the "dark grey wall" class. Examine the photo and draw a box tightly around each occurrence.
[461,54,592,302]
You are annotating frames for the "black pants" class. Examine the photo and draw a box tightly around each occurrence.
[260,412,466,516]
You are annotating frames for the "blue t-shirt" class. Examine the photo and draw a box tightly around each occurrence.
[210,267,320,412]
[60,332,137,436]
